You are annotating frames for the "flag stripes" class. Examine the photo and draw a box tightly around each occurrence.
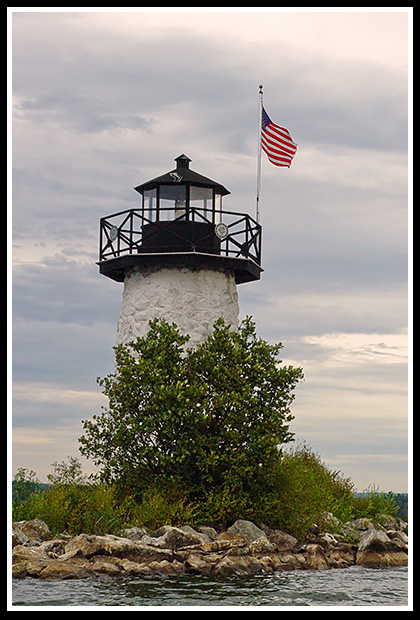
[261,107,297,167]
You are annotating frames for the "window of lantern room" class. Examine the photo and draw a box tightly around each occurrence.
[190,186,214,222]
[142,188,157,222]
[159,184,187,221]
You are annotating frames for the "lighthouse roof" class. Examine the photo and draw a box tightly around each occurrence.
[134,154,230,196]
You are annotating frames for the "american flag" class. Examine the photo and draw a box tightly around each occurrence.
[261,107,297,167]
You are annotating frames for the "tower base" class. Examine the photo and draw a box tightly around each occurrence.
[116,265,239,349]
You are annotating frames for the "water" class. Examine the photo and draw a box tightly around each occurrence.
[12,567,409,608]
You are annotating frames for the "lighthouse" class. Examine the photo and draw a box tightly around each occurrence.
[98,154,263,349]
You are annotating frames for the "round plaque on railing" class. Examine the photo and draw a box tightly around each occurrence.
[215,222,229,240]
[109,225,118,241]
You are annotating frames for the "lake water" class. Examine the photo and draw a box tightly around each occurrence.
[11,566,410,608]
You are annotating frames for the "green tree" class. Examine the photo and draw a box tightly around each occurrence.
[47,455,87,486]
[79,317,303,502]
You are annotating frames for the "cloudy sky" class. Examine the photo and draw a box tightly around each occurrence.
[10,9,411,492]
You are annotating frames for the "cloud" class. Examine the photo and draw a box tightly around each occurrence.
[303,331,408,367]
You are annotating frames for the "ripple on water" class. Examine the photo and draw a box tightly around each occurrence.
[12,566,409,607]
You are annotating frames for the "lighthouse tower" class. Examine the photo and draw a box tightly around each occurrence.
[98,155,263,349]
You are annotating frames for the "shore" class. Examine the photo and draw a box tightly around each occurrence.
[12,516,408,580]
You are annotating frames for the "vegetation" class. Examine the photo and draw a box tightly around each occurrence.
[12,318,404,539]
[12,451,403,539]
[79,317,303,510]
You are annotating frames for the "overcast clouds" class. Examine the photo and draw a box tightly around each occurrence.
[10,9,411,491]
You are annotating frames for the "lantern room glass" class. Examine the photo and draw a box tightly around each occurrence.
[143,188,157,221]
[190,186,214,220]
[159,184,187,221]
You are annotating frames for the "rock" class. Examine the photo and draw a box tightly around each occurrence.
[90,556,125,575]
[12,562,27,578]
[63,534,109,558]
[12,523,29,548]
[266,529,298,552]
[12,519,50,547]
[11,514,408,579]
[350,517,375,531]
[119,559,154,575]
[184,553,213,575]
[143,525,209,550]
[387,530,408,552]
[122,526,149,541]
[217,530,247,542]
[270,553,306,571]
[248,536,277,555]
[325,543,357,569]
[200,538,247,553]
[377,515,406,531]
[214,555,266,576]
[180,525,211,544]
[196,525,218,540]
[356,528,408,568]
[227,519,267,543]
[12,544,51,577]
[147,559,185,576]
[39,539,67,558]
[301,544,329,570]
[20,519,50,543]
[39,560,89,580]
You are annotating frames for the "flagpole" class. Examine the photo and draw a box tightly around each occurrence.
[256,84,264,224]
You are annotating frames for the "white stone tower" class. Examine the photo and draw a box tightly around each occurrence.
[98,155,262,349]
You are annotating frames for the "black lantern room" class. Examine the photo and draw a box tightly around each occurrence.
[98,155,262,284]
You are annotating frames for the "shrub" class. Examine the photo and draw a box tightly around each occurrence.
[351,485,399,521]
[269,442,355,538]
[79,317,303,502]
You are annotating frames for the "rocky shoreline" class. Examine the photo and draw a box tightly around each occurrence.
[12,516,408,580]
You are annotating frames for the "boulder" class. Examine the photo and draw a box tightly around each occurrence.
[227,519,267,543]
[12,519,50,547]
[39,539,67,558]
[184,553,213,575]
[301,544,329,570]
[270,552,306,571]
[350,517,375,531]
[214,554,266,576]
[61,533,174,564]
[325,542,357,569]
[118,558,155,575]
[200,538,247,553]
[217,530,247,543]
[122,526,149,541]
[387,529,408,552]
[12,523,29,548]
[147,559,185,576]
[356,528,408,568]
[196,525,218,540]
[266,529,298,552]
[63,533,109,558]
[12,544,51,577]
[143,525,209,550]
[248,536,277,555]
[39,560,90,580]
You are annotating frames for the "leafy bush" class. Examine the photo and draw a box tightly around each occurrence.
[265,442,356,538]
[79,317,303,502]
[351,485,399,521]
[12,458,136,535]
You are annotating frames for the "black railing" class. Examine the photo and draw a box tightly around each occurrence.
[99,207,262,266]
